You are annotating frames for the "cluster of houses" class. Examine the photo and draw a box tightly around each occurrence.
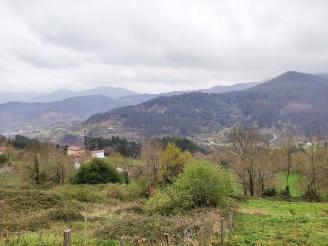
[67,145,105,169]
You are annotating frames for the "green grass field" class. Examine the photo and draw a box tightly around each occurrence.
[275,172,303,197]
[231,199,328,245]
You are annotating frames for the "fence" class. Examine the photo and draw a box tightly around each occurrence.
[62,210,235,246]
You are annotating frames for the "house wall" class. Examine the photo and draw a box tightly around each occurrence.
[92,152,105,159]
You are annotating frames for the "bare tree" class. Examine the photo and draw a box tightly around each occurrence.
[255,146,274,194]
[304,136,325,200]
[229,127,261,196]
[141,139,162,193]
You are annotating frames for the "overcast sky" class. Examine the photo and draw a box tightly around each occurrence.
[0,0,327,93]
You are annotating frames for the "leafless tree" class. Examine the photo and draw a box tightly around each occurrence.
[141,139,162,193]
[229,127,261,196]
[255,146,275,194]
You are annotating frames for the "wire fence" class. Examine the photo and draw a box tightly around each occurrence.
[1,210,236,246]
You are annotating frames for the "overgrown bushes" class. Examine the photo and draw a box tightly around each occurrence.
[71,159,122,184]
[48,206,83,222]
[0,190,64,211]
[146,160,231,214]
[262,187,277,197]
[96,209,220,245]
[55,184,105,202]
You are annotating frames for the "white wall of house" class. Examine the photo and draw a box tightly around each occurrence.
[92,151,105,159]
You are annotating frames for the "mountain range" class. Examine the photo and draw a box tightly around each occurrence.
[0,95,126,135]
[0,81,262,135]
[86,71,328,138]
[1,71,327,138]
[28,86,138,102]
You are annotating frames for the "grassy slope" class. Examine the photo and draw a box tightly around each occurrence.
[231,199,328,245]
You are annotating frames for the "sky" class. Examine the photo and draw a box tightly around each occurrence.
[0,0,327,94]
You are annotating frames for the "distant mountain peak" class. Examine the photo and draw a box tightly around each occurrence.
[277,71,318,80]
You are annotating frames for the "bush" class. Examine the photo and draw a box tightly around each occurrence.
[146,160,231,214]
[0,190,64,211]
[302,190,322,202]
[0,212,51,233]
[96,210,218,245]
[72,159,122,184]
[102,182,145,201]
[0,153,9,166]
[55,184,104,202]
[48,206,83,222]
[262,187,277,197]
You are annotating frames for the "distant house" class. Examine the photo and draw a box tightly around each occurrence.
[91,149,105,159]
[0,147,7,155]
[67,145,85,157]
[67,146,86,169]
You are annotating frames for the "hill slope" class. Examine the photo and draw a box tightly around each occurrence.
[29,86,138,102]
[86,71,328,137]
[0,95,126,134]
[0,92,43,104]
[203,81,261,94]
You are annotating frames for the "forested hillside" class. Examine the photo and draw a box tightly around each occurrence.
[86,71,328,137]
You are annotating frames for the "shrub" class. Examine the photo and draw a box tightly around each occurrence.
[48,206,83,222]
[0,153,9,166]
[55,184,104,202]
[302,190,322,202]
[146,160,231,214]
[0,190,64,211]
[96,210,218,245]
[72,159,122,184]
[262,187,277,197]
[102,182,144,201]
[0,212,51,233]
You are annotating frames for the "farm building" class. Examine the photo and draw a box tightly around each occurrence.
[91,149,105,159]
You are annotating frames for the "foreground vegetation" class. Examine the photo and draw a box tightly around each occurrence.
[0,131,328,245]
[231,199,328,245]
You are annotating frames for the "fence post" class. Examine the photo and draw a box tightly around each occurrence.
[220,217,224,246]
[120,236,125,246]
[84,203,88,245]
[184,227,189,246]
[64,229,72,246]
[229,210,234,230]
[164,233,170,246]
[199,226,206,246]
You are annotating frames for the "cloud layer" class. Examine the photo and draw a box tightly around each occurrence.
[0,0,327,93]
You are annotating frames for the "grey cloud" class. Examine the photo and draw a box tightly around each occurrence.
[0,0,327,93]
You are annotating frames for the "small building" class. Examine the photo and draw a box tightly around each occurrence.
[0,147,7,155]
[74,157,81,169]
[91,149,105,159]
[67,145,85,157]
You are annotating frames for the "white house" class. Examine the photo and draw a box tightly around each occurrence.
[91,149,105,159]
